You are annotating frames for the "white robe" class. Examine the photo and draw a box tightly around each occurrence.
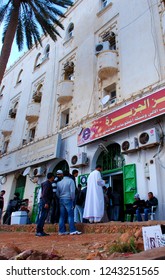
[83,170,105,222]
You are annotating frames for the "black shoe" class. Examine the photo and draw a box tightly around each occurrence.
[35,232,49,237]
[42,232,50,236]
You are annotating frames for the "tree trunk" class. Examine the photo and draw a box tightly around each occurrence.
[0,2,20,86]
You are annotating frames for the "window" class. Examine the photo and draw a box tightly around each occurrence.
[8,101,18,118]
[29,127,36,142]
[3,140,9,154]
[42,44,50,62]
[97,143,124,171]
[0,85,5,97]
[32,83,43,103]
[67,23,74,40]
[60,109,70,128]
[103,83,116,105]
[63,61,74,80]
[16,69,23,84]
[102,31,116,50]
[102,0,108,8]
[34,53,41,69]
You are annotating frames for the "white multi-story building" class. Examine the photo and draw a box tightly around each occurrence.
[0,0,165,221]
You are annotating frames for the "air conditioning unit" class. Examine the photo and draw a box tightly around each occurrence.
[71,152,88,167]
[121,138,138,154]
[138,128,160,148]
[95,41,110,54]
[9,108,17,118]
[33,166,46,177]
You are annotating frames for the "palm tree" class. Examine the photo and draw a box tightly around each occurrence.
[0,0,73,85]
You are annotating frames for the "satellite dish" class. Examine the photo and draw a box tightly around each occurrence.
[0,175,7,185]
[23,167,31,176]
[100,95,110,106]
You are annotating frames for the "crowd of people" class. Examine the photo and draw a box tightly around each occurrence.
[0,165,159,235]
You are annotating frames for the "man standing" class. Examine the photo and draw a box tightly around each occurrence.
[35,172,54,237]
[56,170,81,235]
[50,170,63,224]
[83,165,105,223]
[0,190,5,224]
[70,169,79,187]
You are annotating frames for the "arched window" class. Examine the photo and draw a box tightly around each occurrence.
[45,44,50,59]
[16,69,23,84]
[53,160,69,174]
[97,143,124,171]
[0,85,5,97]
[67,23,74,40]
[34,53,41,69]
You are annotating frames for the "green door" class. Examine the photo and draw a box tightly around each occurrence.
[123,164,137,205]
[15,175,26,200]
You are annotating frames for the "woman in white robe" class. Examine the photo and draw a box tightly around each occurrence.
[83,166,105,223]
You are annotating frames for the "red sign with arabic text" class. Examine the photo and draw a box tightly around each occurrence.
[78,88,165,146]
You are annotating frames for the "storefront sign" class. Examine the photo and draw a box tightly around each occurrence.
[0,134,61,175]
[78,88,165,146]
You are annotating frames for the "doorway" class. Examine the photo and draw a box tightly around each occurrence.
[102,172,124,221]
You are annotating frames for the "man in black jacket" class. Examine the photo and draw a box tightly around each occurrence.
[35,173,54,236]
[136,192,158,221]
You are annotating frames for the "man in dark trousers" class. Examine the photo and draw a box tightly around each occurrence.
[0,190,5,224]
[50,170,63,224]
[136,191,158,221]
[35,172,54,236]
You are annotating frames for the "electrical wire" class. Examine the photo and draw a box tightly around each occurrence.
[147,0,161,81]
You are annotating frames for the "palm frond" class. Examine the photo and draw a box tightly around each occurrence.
[0,1,12,23]
[16,15,24,51]
[1,6,13,43]
[48,0,73,9]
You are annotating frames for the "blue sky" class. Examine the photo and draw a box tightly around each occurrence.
[0,1,74,68]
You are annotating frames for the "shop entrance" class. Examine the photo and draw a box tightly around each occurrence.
[102,171,124,221]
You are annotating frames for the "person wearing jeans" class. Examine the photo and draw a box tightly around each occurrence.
[136,192,158,221]
[56,170,82,235]
[59,199,76,233]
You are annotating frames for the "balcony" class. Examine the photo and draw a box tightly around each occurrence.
[26,102,40,123]
[57,80,73,105]
[97,50,118,79]
[1,119,15,136]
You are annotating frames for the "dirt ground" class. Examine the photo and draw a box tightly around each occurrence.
[0,231,121,260]
[0,221,165,260]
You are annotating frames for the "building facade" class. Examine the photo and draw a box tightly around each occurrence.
[0,0,165,221]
